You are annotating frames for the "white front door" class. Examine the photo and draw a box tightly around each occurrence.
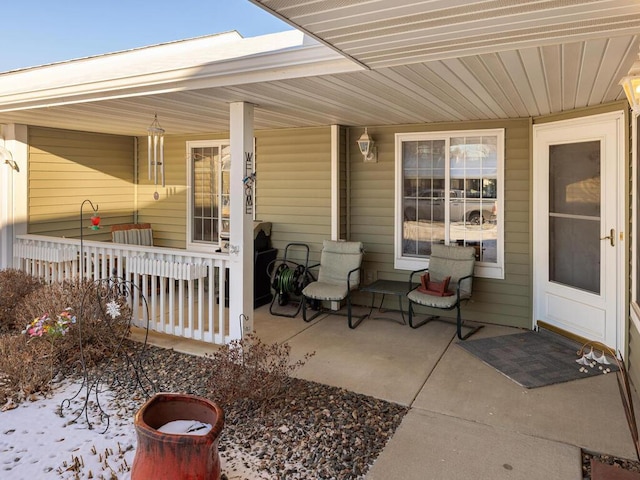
[533,112,624,350]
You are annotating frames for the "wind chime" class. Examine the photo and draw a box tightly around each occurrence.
[147,114,165,188]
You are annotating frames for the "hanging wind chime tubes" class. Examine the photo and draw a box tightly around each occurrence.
[147,114,165,187]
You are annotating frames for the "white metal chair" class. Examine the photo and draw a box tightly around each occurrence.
[407,243,483,340]
[301,240,367,329]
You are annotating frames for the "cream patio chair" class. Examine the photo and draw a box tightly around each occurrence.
[407,243,483,340]
[301,240,367,329]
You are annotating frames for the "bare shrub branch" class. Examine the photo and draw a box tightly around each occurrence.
[0,269,43,333]
[205,332,314,410]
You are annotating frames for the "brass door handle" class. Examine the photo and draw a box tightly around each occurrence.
[601,228,615,247]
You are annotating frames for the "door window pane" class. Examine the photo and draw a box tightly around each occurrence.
[548,141,601,293]
[549,217,600,293]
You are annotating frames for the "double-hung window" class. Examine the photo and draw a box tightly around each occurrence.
[395,129,504,278]
[186,140,230,252]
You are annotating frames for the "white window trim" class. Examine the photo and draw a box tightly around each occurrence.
[394,128,505,279]
[186,139,229,253]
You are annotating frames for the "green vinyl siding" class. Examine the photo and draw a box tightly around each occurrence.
[28,127,134,240]
[255,127,333,265]
[629,322,640,390]
[348,119,532,329]
[133,128,333,257]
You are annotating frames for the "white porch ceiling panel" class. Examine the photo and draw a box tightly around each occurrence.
[0,1,638,136]
[250,0,640,68]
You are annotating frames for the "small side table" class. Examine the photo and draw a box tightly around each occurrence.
[360,279,417,325]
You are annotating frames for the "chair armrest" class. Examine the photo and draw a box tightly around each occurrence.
[347,266,363,290]
[456,274,473,298]
[409,268,429,290]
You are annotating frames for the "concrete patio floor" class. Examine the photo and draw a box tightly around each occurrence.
[136,305,640,479]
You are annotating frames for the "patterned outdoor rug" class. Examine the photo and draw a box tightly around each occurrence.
[457,329,618,388]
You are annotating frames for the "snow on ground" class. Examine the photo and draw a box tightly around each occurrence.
[0,380,261,480]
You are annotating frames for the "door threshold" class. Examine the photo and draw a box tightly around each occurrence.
[536,321,592,347]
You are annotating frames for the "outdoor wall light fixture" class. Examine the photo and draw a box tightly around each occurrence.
[357,128,377,163]
[0,145,18,172]
[147,114,165,187]
[620,52,640,114]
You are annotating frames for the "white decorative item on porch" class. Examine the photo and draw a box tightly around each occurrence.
[147,114,165,187]
[126,257,208,281]
[14,242,77,282]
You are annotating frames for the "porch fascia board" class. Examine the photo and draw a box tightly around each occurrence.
[0,37,359,113]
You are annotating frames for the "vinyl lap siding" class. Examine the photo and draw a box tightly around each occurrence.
[349,119,532,329]
[255,127,332,265]
[28,127,134,240]
[134,133,228,249]
[629,323,640,391]
[135,129,333,255]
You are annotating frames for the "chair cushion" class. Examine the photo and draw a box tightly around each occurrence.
[428,244,475,296]
[112,231,128,244]
[317,240,363,286]
[408,288,460,308]
[303,281,348,301]
[111,223,154,245]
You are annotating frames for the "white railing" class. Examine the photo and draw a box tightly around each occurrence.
[14,235,236,344]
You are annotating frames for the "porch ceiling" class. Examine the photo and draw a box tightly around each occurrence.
[0,1,639,136]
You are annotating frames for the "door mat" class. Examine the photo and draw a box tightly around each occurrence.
[457,330,618,389]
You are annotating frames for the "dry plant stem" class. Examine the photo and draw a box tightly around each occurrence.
[578,340,640,462]
[205,332,315,410]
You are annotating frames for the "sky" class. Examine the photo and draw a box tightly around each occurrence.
[1,0,293,72]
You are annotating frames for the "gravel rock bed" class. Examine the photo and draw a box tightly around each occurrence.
[582,451,640,479]
[101,342,409,479]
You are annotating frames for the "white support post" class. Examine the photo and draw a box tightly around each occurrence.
[228,102,255,339]
[0,124,27,270]
[331,125,340,241]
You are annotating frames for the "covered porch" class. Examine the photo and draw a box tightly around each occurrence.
[2,2,640,369]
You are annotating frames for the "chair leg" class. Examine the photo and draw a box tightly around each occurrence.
[408,300,435,329]
[409,300,483,340]
[302,295,323,323]
[455,304,484,340]
[347,294,367,329]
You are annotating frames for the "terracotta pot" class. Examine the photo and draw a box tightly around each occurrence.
[132,393,225,480]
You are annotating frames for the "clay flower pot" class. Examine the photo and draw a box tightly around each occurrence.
[132,393,225,480]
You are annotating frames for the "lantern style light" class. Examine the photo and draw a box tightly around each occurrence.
[357,128,377,163]
[147,114,165,187]
[620,53,640,114]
